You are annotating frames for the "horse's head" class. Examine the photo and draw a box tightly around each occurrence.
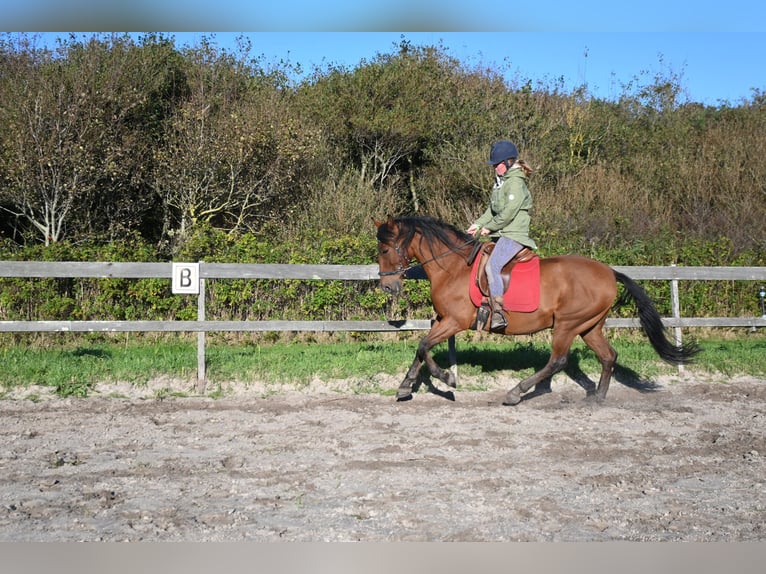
[374,216,408,295]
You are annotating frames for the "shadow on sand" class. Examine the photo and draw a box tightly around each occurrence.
[415,343,664,403]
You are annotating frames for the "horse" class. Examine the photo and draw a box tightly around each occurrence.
[374,215,699,405]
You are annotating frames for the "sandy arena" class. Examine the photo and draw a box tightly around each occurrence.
[1,372,765,541]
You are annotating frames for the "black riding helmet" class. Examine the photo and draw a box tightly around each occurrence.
[487,140,518,166]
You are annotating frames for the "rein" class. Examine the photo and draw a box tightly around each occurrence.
[378,238,479,277]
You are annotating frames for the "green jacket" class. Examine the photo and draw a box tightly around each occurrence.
[473,167,537,249]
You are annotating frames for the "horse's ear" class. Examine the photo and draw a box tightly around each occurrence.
[373,217,394,229]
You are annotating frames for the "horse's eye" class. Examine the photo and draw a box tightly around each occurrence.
[380,247,389,255]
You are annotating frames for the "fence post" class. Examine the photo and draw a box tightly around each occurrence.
[197,275,206,392]
[670,264,683,373]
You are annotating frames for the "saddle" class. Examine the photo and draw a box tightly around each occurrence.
[474,243,536,295]
[469,243,541,325]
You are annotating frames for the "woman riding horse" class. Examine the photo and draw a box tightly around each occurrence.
[467,140,537,333]
[375,215,699,405]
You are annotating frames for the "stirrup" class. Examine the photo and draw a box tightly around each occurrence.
[490,311,507,333]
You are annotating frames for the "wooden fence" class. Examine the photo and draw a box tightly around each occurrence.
[1,261,765,388]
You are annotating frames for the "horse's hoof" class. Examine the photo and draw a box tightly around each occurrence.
[503,391,521,406]
[396,393,413,402]
[446,371,457,389]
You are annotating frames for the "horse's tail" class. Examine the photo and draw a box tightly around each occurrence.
[614,270,700,365]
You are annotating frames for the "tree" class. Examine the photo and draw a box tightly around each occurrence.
[151,37,313,251]
[298,39,510,215]
[0,33,185,245]
[0,36,87,245]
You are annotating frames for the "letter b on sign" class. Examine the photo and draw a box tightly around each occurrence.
[172,263,199,294]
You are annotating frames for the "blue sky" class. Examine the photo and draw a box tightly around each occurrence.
[170,32,764,106]
[6,1,766,106]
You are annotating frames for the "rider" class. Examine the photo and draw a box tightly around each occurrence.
[467,140,537,333]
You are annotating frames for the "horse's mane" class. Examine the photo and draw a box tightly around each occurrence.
[377,215,474,254]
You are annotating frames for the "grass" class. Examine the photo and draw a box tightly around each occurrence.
[0,331,764,398]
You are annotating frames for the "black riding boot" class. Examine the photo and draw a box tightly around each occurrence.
[489,296,507,333]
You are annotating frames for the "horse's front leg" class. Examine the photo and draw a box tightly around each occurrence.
[397,347,426,400]
[397,318,461,401]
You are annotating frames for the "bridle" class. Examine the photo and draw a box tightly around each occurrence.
[377,242,415,277]
[377,237,479,277]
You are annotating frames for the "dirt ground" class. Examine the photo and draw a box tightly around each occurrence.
[1,370,765,542]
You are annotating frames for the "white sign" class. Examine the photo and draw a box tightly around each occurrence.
[172,262,200,294]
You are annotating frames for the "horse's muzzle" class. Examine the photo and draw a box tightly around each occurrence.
[380,279,402,295]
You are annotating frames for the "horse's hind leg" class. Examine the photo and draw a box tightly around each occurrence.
[503,354,567,405]
[504,331,574,406]
[580,323,617,402]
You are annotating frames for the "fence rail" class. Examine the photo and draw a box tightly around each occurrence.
[2,261,766,281]
[2,261,765,387]
[2,261,765,331]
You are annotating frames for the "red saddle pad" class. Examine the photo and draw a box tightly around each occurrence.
[469,254,541,312]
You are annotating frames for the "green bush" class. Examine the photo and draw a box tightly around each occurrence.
[0,229,764,326]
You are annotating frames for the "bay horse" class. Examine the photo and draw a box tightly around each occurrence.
[374,215,699,405]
